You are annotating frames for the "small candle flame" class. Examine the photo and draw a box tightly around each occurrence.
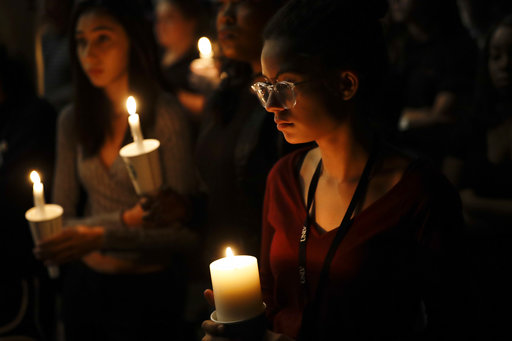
[198,37,213,58]
[30,170,41,184]
[126,96,136,115]
[226,247,234,257]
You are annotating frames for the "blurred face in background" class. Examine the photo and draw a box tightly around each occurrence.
[489,25,512,95]
[216,0,277,63]
[388,0,415,23]
[155,1,197,50]
[75,10,130,89]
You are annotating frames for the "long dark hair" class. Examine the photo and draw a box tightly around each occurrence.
[474,14,512,128]
[263,0,389,125]
[69,0,159,157]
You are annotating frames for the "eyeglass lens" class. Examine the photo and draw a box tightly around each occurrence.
[253,82,296,109]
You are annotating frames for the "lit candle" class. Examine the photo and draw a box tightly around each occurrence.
[198,36,213,59]
[190,37,218,83]
[29,170,45,210]
[209,247,264,322]
[126,96,144,150]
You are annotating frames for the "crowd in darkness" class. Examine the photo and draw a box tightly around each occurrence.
[1,0,512,340]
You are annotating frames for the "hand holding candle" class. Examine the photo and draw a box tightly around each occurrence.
[26,170,63,279]
[120,96,163,195]
[209,247,265,323]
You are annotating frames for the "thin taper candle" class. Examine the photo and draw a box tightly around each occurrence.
[30,171,46,210]
[126,96,144,150]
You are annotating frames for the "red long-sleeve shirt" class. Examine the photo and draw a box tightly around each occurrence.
[260,147,467,339]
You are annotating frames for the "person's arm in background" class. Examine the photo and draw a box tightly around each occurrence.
[399,91,456,130]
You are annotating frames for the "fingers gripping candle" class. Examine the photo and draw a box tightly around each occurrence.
[209,247,265,322]
[126,96,144,151]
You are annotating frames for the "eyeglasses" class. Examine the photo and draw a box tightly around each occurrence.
[251,80,310,110]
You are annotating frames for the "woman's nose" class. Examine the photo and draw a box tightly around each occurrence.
[81,43,97,63]
[264,91,286,113]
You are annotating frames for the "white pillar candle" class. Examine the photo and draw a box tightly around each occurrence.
[29,171,45,211]
[126,96,144,151]
[209,247,264,322]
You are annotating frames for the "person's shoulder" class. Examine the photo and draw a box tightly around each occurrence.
[378,142,458,201]
[57,103,75,131]
[401,157,460,204]
[156,91,187,116]
[267,146,312,183]
[154,91,188,123]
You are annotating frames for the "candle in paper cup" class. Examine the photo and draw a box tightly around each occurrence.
[119,139,163,195]
[126,96,144,150]
[209,247,264,323]
[190,37,218,81]
[30,170,45,211]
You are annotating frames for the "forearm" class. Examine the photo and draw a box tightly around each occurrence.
[102,223,199,252]
[460,189,512,223]
[64,210,123,229]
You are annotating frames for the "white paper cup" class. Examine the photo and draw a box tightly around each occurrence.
[119,139,163,196]
[25,204,63,279]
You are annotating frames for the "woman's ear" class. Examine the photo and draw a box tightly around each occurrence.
[339,71,359,100]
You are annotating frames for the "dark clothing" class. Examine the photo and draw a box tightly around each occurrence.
[0,96,57,340]
[261,147,467,339]
[386,31,477,167]
[195,86,282,260]
[161,48,199,94]
[449,103,512,199]
[447,102,512,337]
[0,97,56,278]
[61,262,187,341]
[388,32,476,111]
[195,72,298,262]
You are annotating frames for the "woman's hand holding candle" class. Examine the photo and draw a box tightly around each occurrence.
[34,225,105,265]
[201,288,293,341]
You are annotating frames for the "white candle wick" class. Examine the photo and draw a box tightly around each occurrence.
[30,170,46,210]
[126,96,144,150]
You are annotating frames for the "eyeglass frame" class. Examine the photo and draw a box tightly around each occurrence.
[250,79,312,110]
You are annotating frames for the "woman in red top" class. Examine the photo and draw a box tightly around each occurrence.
[203,0,468,340]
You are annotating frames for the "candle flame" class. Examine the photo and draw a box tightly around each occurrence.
[198,37,213,58]
[226,247,234,257]
[126,96,136,115]
[30,170,41,184]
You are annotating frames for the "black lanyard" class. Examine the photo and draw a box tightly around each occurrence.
[298,143,379,340]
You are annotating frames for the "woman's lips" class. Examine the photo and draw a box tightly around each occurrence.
[218,30,236,41]
[275,121,293,130]
[87,68,104,77]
